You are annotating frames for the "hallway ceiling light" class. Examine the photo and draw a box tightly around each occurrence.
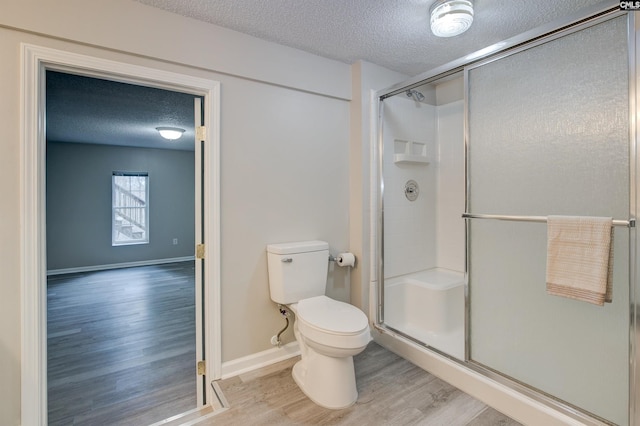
[430,0,474,38]
[156,126,185,140]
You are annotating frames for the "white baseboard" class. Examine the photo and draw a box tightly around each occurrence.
[221,341,300,380]
[46,256,196,276]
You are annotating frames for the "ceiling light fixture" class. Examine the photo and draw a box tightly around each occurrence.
[430,0,474,38]
[156,127,185,140]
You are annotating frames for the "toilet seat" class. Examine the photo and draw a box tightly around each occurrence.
[296,296,368,334]
[294,296,370,350]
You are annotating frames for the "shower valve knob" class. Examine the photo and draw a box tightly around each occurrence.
[405,180,419,201]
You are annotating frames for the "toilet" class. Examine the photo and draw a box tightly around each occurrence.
[266,240,370,409]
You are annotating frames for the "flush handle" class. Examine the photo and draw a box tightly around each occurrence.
[281,258,293,263]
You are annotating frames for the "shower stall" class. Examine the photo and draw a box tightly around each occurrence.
[378,75,466,360]
[372,5,637,426]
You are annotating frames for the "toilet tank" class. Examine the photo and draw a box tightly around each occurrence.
[266,240,329,304]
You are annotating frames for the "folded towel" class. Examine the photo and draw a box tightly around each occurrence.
[546,216,613,306]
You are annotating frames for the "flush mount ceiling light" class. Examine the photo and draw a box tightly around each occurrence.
[430,0,474,38]
[156,126,185,140]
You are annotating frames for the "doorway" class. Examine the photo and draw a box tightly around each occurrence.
[45,70,201,424]
[20,44,221,425]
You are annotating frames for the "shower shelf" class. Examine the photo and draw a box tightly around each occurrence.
[394,139,430,165]
[394,154,430,164]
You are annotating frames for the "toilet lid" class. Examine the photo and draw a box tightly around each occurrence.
[296,296,368,335]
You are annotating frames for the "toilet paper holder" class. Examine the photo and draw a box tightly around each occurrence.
[329,252,356,267]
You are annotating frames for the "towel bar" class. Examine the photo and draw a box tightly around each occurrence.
[461,213,635,228]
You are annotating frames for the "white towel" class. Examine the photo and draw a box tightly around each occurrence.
[546,215,613,306]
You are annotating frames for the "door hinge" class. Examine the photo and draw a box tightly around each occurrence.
[196,244,205,259]
[196,126,206,141]
[197,360,206,375]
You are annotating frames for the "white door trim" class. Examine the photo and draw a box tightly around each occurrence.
[20,43,222,426]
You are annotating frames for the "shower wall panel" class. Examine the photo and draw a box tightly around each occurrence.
[382,97,437,279]
[467,15,629,424]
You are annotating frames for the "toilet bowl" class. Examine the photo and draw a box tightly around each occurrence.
[266,241,371,409]
[289,296,370,409]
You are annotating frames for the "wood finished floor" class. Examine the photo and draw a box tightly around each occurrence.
[47,262,197,426]
[48,263,521,425]
[208,342,522,426]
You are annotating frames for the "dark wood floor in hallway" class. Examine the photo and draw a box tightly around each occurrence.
[47,261,197,425]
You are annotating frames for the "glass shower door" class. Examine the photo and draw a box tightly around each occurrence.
[466,15,631,425]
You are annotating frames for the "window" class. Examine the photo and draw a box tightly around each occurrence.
[112,172,149,246]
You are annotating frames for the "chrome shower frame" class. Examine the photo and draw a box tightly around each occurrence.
[372,3,636,425]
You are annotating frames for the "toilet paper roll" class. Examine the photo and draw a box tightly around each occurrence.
[336,252,356,267]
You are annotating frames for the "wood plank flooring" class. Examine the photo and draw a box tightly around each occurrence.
[48,262,521,425]
[47,262,197,425]
[207,342,522,426]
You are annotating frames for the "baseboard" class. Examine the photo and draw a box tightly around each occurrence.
[46,256,196,276]
[220,341,300,380]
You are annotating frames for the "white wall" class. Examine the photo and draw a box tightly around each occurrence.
[220,75,351,355]
[1,0,350,99]
[0,28,28,426]
[349,61,407,312]
[382,97,438,278]
[380,79,465,280]
[0,2,352,424]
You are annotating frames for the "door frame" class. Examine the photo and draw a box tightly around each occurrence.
[20,43,221,425]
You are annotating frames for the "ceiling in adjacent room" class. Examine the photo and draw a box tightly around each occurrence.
[46,71,197,151]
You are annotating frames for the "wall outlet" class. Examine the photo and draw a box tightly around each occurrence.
[173,238,178,245]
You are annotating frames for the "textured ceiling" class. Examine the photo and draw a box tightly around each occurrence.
[46,71,197,151]
[47,0,614,151]
[134,0,611,76]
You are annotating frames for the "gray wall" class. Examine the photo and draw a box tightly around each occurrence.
[46,141,195,270]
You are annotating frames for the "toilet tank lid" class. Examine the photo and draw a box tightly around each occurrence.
[267,240,328,255]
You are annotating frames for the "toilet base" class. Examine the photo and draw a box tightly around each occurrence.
[291,348,358,409]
